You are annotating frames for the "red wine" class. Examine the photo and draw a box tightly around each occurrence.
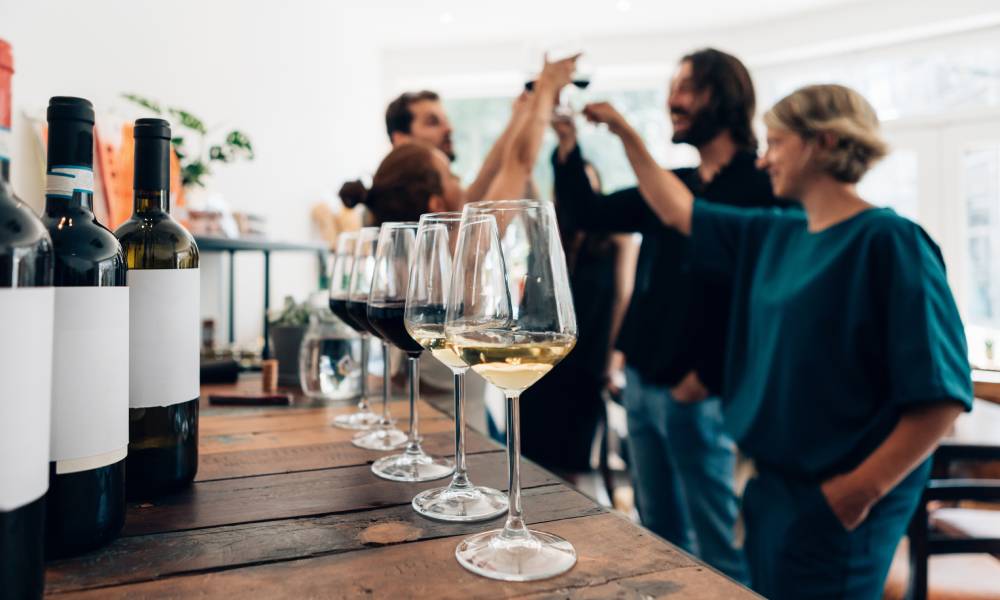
[368,302,423,357]
[346,299,382,338]
[330,297,365,333]
[41,96,127,558]
[116,118,200,500]
[0,39,53,599]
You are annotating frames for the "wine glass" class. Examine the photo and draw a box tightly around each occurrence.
[369,222,455,482]
[329,228,380,430]
[406,213,508,522]
[445,200,578,582]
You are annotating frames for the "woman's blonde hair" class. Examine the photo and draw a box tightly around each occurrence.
[763,84,888,183]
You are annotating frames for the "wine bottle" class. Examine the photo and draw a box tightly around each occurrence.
[42,96,128,558]
[0,38,54,599]
[115,118,200,499]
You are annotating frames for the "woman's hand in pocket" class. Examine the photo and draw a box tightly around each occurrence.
[820,472,881,531]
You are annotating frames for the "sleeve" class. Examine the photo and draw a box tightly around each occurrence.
[883,224,973,411]
[689,199,773,281]
[552,145,655,234]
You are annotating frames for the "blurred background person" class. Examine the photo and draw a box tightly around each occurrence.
[520,146,639,483]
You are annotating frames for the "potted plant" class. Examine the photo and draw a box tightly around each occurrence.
[268,296,311,387]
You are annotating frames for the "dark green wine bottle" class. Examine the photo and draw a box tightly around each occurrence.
[41,96,128,559]
[115,118,200,500]
[0,39,54,599]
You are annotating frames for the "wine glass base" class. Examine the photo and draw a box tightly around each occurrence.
[371,451,454,482]
[332,410,380,430]
[412,485,508,522]
[351,427,408,450]
[455,529,576,582]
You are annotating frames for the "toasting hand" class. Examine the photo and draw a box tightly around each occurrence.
[583,102,629,135]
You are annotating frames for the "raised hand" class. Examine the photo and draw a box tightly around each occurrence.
[583,101,629,135]
[537,53,579,94]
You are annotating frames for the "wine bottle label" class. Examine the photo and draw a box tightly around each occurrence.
[0,125,9,162]
[127,268,200,408]
[45,165,94,199]
[0,288,54,511]
[51,287,129,473]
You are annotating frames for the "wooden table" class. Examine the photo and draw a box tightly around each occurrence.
[45,377,757,599]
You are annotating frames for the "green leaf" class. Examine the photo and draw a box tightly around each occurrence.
[225,130,255,160]
[209,145,228,162]
[168,108,208,134]
[121,93,162,114]
[181,161,211,188]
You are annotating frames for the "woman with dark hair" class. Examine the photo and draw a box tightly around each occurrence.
[338,142,463,225]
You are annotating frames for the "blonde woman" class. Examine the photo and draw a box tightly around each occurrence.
[583,85,972,598]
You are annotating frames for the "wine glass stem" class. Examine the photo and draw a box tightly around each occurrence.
[358,335,370,412]
[501,393,529,540]
[449,371,470,489]
[381,342,392,425]
[404,357,421,455]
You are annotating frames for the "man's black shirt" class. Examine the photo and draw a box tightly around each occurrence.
[552,144,788,393]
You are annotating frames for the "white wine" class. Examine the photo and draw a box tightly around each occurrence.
[409,324,468,370]
[449,330,576,393]
[115,118,200,499]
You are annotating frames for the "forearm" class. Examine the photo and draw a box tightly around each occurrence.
[846,402,963,502]
[485,83,557,201]
[466,103,530,203]
[607,234,638,354]
[616,125,694,234]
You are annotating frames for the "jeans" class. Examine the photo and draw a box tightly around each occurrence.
[623,366,748,583]
[743,461,928,599]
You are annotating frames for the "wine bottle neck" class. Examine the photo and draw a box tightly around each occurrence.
[133,189,168,214]
[1,159,9,183]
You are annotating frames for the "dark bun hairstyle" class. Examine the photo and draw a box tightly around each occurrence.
[338,142,443,225]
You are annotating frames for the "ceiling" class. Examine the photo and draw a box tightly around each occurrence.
[356,0,868,48]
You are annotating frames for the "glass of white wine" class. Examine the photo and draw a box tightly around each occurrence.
[445,200,578,581]
[369,222,454,482]
[328,230,380,430]
[406,212,508,522]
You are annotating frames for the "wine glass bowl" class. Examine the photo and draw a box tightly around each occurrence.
[445,200,578,581]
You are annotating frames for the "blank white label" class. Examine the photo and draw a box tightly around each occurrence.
[0,288,54,511]
[127,268,200,409]
[51,287,130,473]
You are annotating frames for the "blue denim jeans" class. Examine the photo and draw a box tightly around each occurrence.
[623,366,748,583]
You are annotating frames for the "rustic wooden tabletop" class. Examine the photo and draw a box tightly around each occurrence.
[44,376,758,599]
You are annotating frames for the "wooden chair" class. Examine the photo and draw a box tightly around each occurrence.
[902,440,1000,600]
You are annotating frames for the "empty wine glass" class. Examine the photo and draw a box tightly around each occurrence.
[370,222,454,482]
[445,200,578,581]
[406,213,508,522]
[329,230,380,430]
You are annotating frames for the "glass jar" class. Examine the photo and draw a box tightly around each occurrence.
[299,293,361,401]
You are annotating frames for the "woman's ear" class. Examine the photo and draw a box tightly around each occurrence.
[428,194,446,214]
[817,131,838,150]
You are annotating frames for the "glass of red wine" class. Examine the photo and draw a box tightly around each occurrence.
[369,222,454,482]
[347,228,407,446]
[406,213,508,521]
[328,230,380,430]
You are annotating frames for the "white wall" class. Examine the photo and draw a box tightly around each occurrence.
[0,0,386,348]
